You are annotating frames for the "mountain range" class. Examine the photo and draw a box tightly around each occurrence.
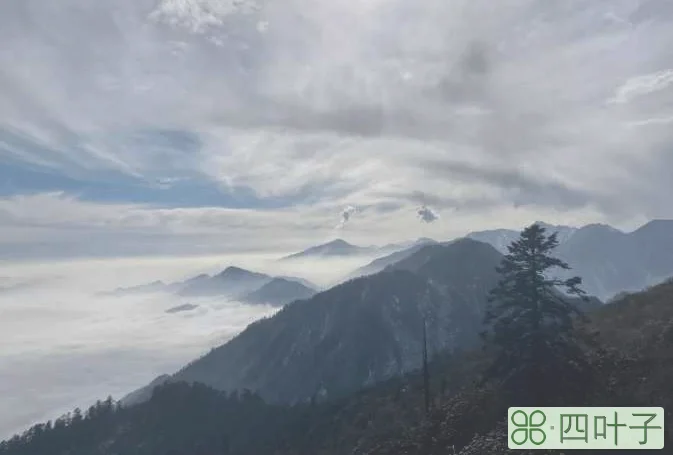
[5,219,673,454]
[466,219,673,300]
[107,267,317,307]
[105,218,673,311]
[124,238,600,406]
[120,219,673,406]
[124,239,503,405]
[7,274,673,455]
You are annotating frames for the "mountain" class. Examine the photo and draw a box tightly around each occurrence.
[466,221,577,253]
[105,267,317,309]
[177,266,272,298]
[630,219,673,279]
[465,228,519,253]
[535,221,579,243]
[239,278,317,307]
[466,220,673,300]
[348,238,439,278]
[11,266,671,455]
[104,280,176,296]
[280,239,373,260]
[125,239,504,406]
[552,221,673,300]
[276,276,318,290]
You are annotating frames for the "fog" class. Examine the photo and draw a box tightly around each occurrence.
[0,252,374,439]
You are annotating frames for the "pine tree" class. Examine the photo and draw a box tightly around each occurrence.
[482,223,591,406]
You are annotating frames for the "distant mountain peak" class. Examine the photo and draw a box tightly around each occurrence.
[241,278,316,307]
[220,265,258,275]
[214,266,270,280]
[325,238,352,247]
[280,238,367,260]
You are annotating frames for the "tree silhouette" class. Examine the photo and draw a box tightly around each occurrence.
[482,223,590,406]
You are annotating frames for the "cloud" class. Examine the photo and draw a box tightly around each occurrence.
[335,205,358,229]
[626,115,673,127]
[0,255,283,439]
[417,205,439,223]
[610,69,673,104]
[1,0,673,258]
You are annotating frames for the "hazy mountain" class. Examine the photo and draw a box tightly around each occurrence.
[536,221,579,244]
[177,266,272,298]
[280,239,373,260]
[348,238,439,278]
[240,278,317,307]
[552,221,673,300]
[104,280,178,296]
[465,228,519,253]
[466,220,673,300]
[125,239,504,405]
[276,276,318,290]
[630,219,673,279]
[107,266,314,304]
[466,221,578,253]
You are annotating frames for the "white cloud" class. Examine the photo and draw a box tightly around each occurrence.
[1,0,673,258]
[0,247,385,438]
[626,115,673,127]
[610,69,673,104]
[0,256,279,439]
[336,205,358,229]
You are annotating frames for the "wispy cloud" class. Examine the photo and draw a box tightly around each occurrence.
[1,0,673,257]
[610,69,673,104]
[335,205,358,229]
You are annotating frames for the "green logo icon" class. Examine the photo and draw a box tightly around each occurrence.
[508,407,665,450]
[511,409,547,446]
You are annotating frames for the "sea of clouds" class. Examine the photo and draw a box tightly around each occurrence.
[0,252,372,439]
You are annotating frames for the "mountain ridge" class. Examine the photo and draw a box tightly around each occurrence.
[123,239,506,405]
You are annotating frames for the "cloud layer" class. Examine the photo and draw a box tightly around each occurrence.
[0,252,375,439]
[2,0,673,257]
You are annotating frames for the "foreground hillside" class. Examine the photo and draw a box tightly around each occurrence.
[3,273,671,455]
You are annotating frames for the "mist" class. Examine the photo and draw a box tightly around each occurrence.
[0,252,375,439]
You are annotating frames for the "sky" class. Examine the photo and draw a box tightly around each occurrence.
[2,0,673,259]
